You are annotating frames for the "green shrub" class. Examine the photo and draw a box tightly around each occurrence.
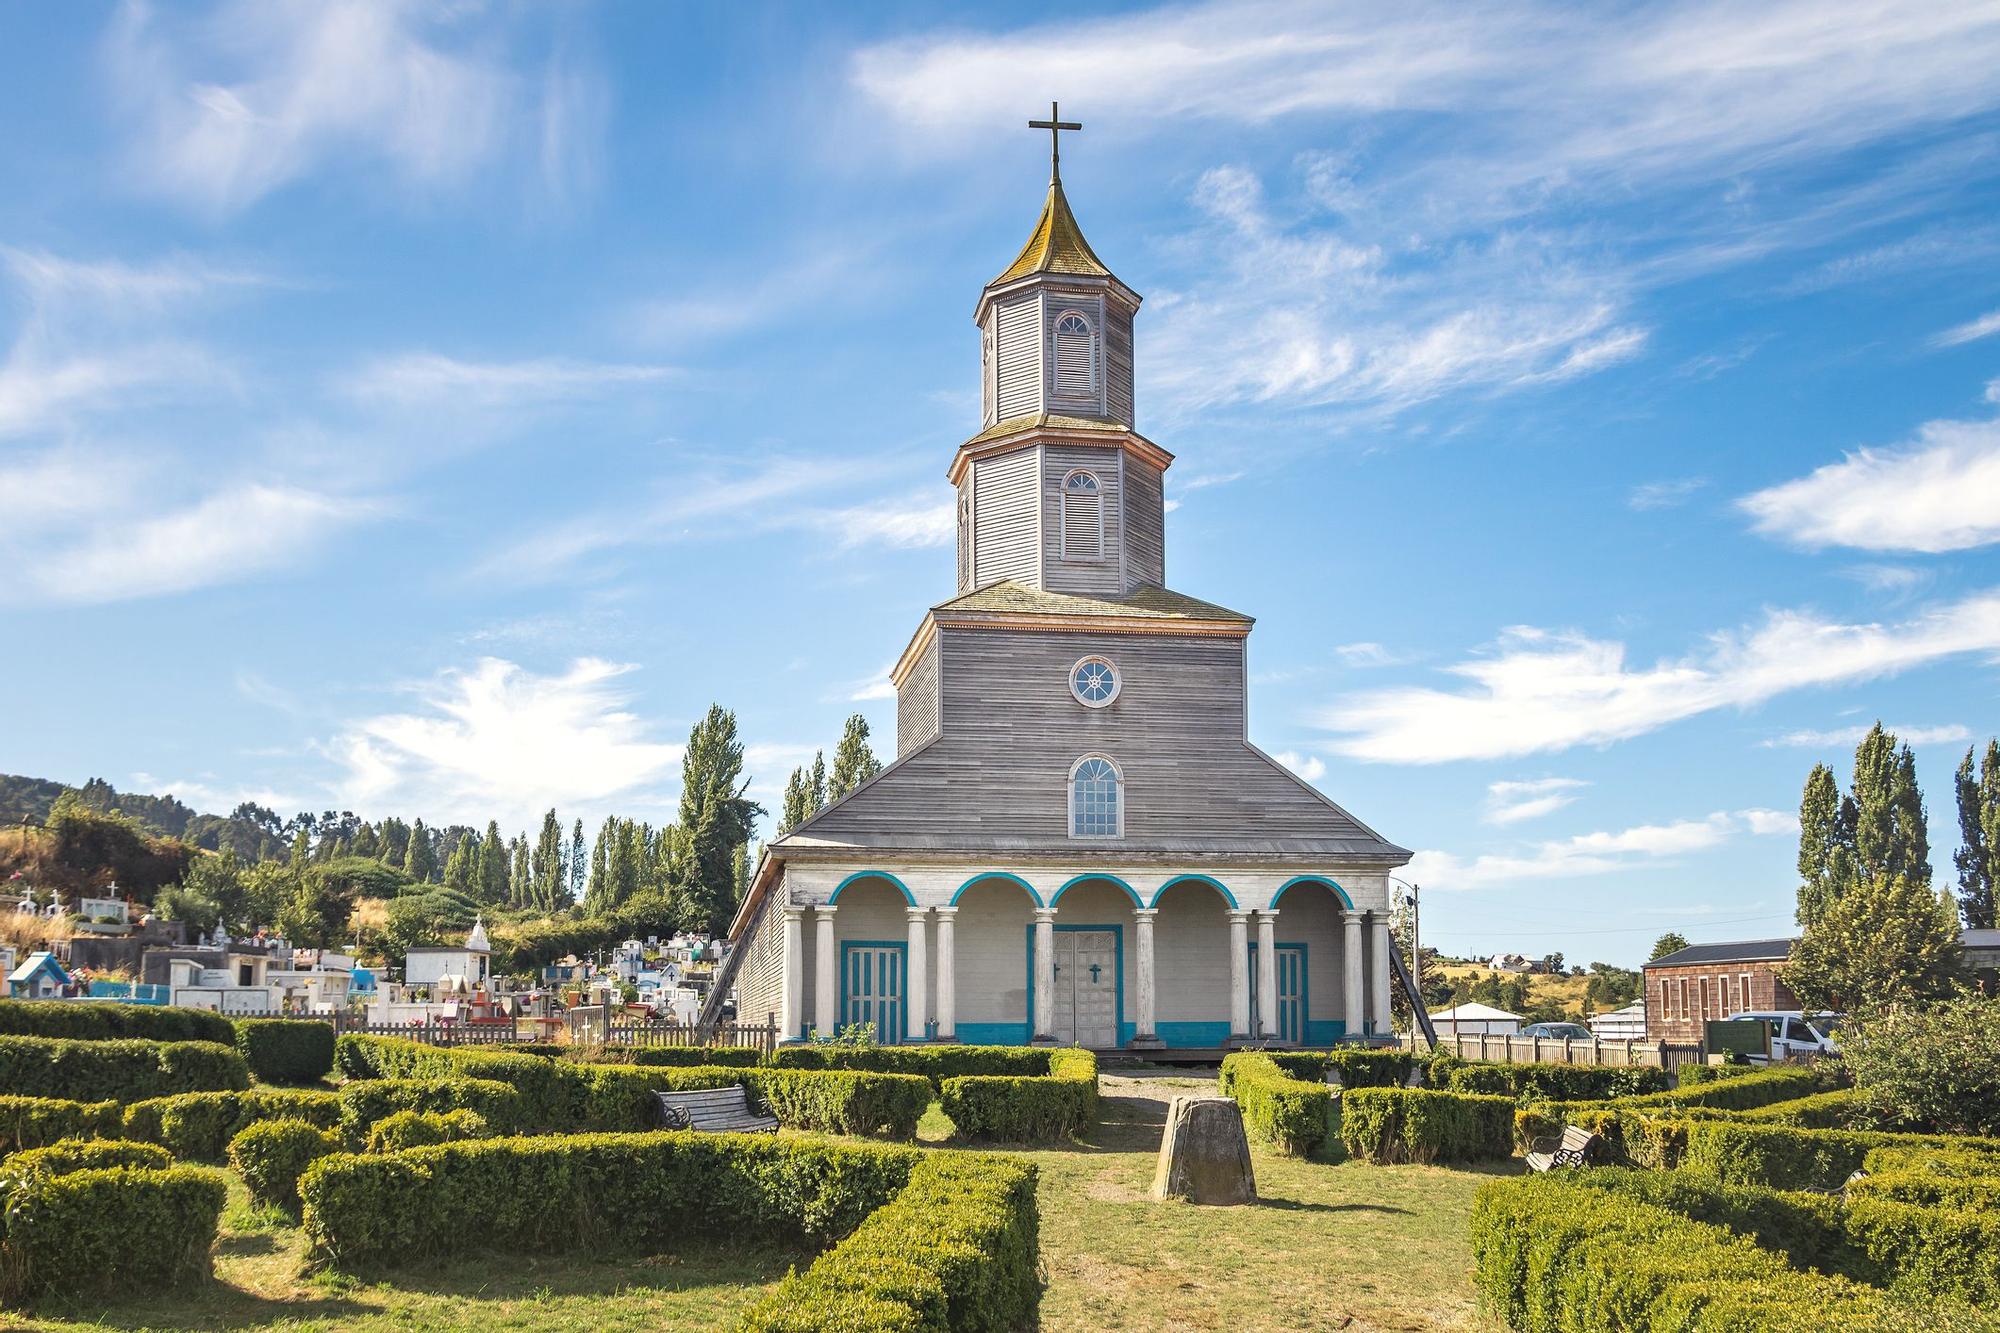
[0,1095,123,1155]
[1266,1048,1414,1089]
[234,1019,336,1085]
[1341,1087,1513,1164]
[0,1163,227,1305]
[565,1044,764,1069]
[1679,1120,2000,1192]
[0,1034,248,1101]
[1843,1196,2000,1307]
[1470,1174,1940,1332]
[0,1138,172,1178]
[0,999,234,1045]
[1736,1087,1865,1128]
[1564,1166,1861,1277]
[740,1153,1038,1332]
[1861,1143,2000,1178]
[767,1043,1050,1085]
[335,1078,524,1143]
[939,1048,1096,1143]
[335,1036,569,1126]
[749,1069,933,1140]
[1678,1062,1763,1087]
[1848,1171,2000,1213]
[364,1109,490,1153]
[1219,1052,1334,1155]
[123,1089,341,1162]
[229,1119,341,1212]
[1446,1062,1671,1102]
[1841,995,2000,1138]
[299,1131,920,1271]
[1611,1066,1826,1113]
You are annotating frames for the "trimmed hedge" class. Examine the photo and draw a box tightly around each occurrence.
[0,1095,123,1155]
[1734,1087,1865,1128]
[1342,1087,1514,1165]
[299,1132,921,1271]
[0,1163,228,1306]
[1845,1196,2000,1306]
[1677,1061,1763,1086]
[123,1089,341,1162]
[0,998,235,1045]
[1678,1121,2000,1192]
[336,1077,524,1142]
[749,1068,933,1139]
[1265,1048,1414,1089]
[229,1119,341,1212]
[1470,1174,1943,1332]
[364,1109,490,1153]
[0,1034,248,1101]
[1565,1167,1860,1277]
[767,1043,1050,1085]
[1219,1052,1334,1155]
[564,1044,764,1069]
[235,1019,336,1085]
[940,1048,1097,1143]
[1848,1170,2000,1213]
[1,1138,172,1178]
[1447,1061,1671,1102]
[741,1153,1039,1332]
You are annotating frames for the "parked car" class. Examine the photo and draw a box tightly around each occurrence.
[1519,1022,1593,1041]
[1735,1011,1841,1061]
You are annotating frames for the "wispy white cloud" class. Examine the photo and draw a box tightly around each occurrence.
[107,0,602,216]
[1841,564,1934,598]
[1761,723,1971,749]
[1628,477,1708,511]
[1334,641,1416,668]
[341,353,674,408]
[815,498,954,550]
[1410,808,1789,890]
[843,663,897,703]
[1272,750,1327,782]
[1739,416,2000,553]
[1315,588,2000,762]
[1934,309,2000,347]
[1484,777,1588,825]
[330,657,681,833]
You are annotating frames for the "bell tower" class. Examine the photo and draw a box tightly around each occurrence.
[952,105,1168,599]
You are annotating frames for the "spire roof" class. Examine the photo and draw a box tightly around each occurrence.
[991,178,1114,287]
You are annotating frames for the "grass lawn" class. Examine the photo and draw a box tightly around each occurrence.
[15,1072,1503,1331]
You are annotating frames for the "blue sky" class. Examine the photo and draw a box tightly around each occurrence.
[3,1,1998,967]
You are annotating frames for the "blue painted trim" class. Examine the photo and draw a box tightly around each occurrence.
[1025,923,1126,1046]
[1270,875,1355,911]
[1051,873,1142,907]
[1157,1020,1230,1047]
[950,871,1043,907]
[1304,1019,1346,1045]
[1150,873,1238,909]
[955,1021,1031,1046]
[1248,940,1310,1044]
[840,939,911,1043]
[828,870,916,907]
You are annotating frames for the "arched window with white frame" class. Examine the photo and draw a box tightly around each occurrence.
[1069,754,1123,838]
[1053,310,1096,399]
[1061,469,1103,561]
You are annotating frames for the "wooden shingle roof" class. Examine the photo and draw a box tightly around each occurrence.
[934,580,1252,625]
[991,179,1115,286]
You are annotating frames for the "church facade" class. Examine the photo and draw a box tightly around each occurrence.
[727,161,1411,1052]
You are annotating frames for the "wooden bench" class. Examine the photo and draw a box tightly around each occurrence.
[655,1086,779,1134]
[1526,1125,1602,1172]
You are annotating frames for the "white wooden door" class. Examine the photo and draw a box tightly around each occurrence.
[1054,930,1117,1048]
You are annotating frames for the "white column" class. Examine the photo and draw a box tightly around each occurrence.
[933,906,957,1042]
[780,905,805,1041]
[1131,907,1160,1047]
[1255,910,1279,1041]
[1032,907,1057,1043]
[1370,914,1392,1037]
[813,904,837,1039]
[1227,910,1250,1042]
[1342,910,1365,1041]
[905,906,929,1043]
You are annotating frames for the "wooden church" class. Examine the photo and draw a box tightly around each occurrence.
[725,116,1412,1053]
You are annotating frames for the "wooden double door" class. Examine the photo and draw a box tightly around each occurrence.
[843,943,905,1043]
[1250,943,1307,1045]
[1051,929,1117,1048]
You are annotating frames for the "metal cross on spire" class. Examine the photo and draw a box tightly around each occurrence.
[1028,101,1082,182]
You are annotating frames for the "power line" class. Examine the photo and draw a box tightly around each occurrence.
[1424,912,1794,939]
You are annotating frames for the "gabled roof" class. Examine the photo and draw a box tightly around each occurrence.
[934,580,1252,625]
[9,951,68,984]
[992,179,1114,286]
[1430,1002,1522,1021]
[1645,938,1796,969]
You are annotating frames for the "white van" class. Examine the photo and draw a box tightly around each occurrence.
[1736,1011,1840,1061]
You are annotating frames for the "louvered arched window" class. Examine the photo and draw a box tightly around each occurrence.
[1061,470,1103,561]
[1054,311,1095,398]
[1070,755,1123,838]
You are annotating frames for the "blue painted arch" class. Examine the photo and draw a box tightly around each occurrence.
[1269,875,1355,911]
[1149,874,1239,909]
[1050,873,1143,908]
[827,870,917,907]
[950,872,1044,907]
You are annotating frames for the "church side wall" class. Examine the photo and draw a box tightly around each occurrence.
[734,889,786,1033]
[956,475,973,590]
[1040,443,1126,596]
[994,293,1043,420]
[972,448,1041,586]
[896,634,941,757]
[1152,880,1230,1045]
[1104,305,1135,425]
[1124,460,1165,589]
[952,881,1034,1043]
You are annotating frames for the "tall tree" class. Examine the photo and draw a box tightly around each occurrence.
[1851,723,1931,887]
[406,818,436,883]
[1955,740,2000,931]
[377,817,410,870]
[532,810,565,912]
[780,767,811,835]
[1786,872,1966,1012]
[569,819,587,908]
[1797,763,1856,928]
[828,714,882,801]
[476,820,509,905]
[442,831,475,896]
[672,705,764,934]
[1648,932,1691,962]
[508,834,531,908]
[608,819,642,908]
[586,817,615,912]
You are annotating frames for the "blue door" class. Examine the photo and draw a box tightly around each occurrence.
[843,943,904,1043]
[1249,944,1307,1044]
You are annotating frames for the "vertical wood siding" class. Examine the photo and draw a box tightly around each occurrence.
[972,448,1041,586]
[1042,444,1125,595]
[1044,291,1106,417]
[994,294,1042,420]
[735,888,787,1031]
[956,476,974,591]
[1124,459,1166,589]
[1104,306,1135,425]
[895,633,942,757]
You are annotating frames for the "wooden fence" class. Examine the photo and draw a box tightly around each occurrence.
[321,1012,782,1057]
[1399,1032,1703,1071]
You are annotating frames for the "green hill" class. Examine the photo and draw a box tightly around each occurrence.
[0,773,287,863]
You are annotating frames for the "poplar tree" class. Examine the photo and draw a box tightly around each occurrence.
[532,810,565,912]
[1797,763,1857,928]
[808,752,827,813]
[508,835,531,908]
[1851,723,1931,887]
[477,821,508,904]
[569,819,586,908]
[406,819,436,883]
[672,705,764,934]
[1956,739,2000,931]
[780,767,811,834]
[1785,872,1966,1012]
[442,831,475,895]
[586,817,615,912]
[829,714,882,801]
[609,820,642,907]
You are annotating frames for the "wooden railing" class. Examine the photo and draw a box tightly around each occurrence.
[326,1015,535,1046]
[1398,1032,1703,1070]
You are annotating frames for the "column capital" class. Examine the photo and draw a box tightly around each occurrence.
[905,904,930,920]
[1225,909,1250,925]
[1257,907,1280,921]
[814,901,837,916]
[932,905,958,918]
[781,904,807,921]
[1130,907,1159,921]
[1342,908,1367,924]
[1033,907,1057,924]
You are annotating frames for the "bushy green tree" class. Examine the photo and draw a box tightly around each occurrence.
[532,809,566,912]
[829,714,881,801]
[1648,932,1690,962]
[1841,995,2000,1136]
[442,831,476,896]
[1796,763,1857,928]
[1954,739,2000,930]
[670,705,764,934]
[406,818,436,883]
[1851,722,1931,887]
[1785,872,1966,1012]
[476,821,508,905]
[44,790,192,899]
